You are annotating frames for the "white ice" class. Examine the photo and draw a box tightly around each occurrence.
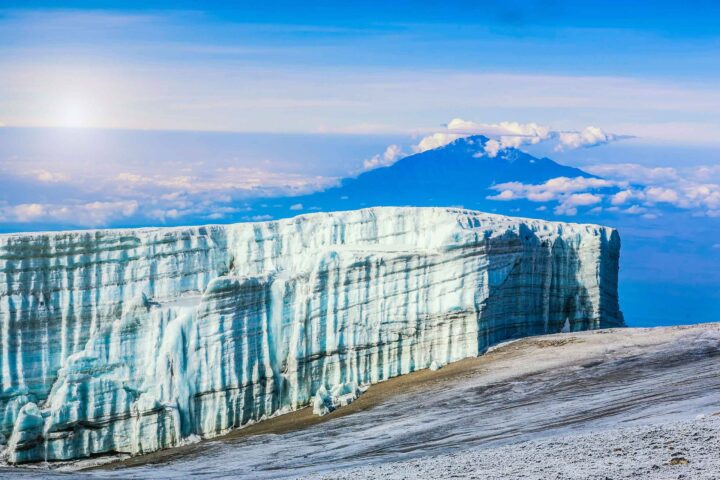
[0,207,622,463]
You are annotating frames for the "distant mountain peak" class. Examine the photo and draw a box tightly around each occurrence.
[237,136,596,221]
[416,135,542,165]
[430,134,490,155]
[446,134,490,148]
[404,134,550,169]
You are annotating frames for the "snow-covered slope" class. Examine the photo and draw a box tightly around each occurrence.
[0,207,622,463]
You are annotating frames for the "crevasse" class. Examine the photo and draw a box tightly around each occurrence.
[0,207,623,463]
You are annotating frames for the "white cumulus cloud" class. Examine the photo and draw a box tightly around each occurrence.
[363,144,406,169]
[414,133,466,153]
[487,176,619,203]
[555,126,616,151]
[487,176,621,216]
[554,193,602,216]
[487,160,720,218]
[483,139,502,158]
[587,163,720,215]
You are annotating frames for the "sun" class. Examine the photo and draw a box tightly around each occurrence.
[52,95,94,128]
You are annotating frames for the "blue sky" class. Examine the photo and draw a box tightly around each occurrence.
[2,1,720,139]
[1,0,720,229]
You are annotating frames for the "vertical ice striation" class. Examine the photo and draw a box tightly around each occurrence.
[0,207,623,463]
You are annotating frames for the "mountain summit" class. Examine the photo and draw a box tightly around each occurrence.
[247,135,594,217]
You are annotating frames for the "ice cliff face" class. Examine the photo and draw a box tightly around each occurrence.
[0,207,622,463]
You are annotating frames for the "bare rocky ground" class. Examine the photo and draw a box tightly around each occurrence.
[305,415,720,480]
[2,324,719,479]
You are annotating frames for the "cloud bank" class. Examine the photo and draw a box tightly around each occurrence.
[487,177,621,215]
[486,162,720,218]
[0,200,139,227]
[0,156,339,228]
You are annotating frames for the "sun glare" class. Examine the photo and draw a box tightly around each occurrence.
[52,96,94,128]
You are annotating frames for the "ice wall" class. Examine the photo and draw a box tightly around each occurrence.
[0,207,622,463]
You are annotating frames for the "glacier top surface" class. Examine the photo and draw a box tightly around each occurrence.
[0,206,615,240]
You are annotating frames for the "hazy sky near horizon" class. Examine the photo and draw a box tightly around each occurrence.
[2,1,720,231]
[2,1,720,144]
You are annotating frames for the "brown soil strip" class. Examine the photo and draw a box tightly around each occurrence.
[93,335,553,471]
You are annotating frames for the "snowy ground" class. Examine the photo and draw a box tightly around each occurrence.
[306,415,720,480]
[1,323,719,479]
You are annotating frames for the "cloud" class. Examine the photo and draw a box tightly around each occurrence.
[610,189,638,205]
[289,203,303,210]
[34,169,70,183]
[482,139,502,158]
[588,163,720,214]
[0,200,139,226]
[115,168,335,196]
[644,187,680,204]
[610,186,682,207]
[380,123,542,158]
[414,133,466,153]
[487,176,619,203]
[8,168,73,184]
[445,119,551,138]
[555,126,616,151]
[489,188,516,201]
[0,142,340,228]
[2,162,270,227]
[146,201,249,223]
[363,144,405,169]
[487,159,720,218]
[431,119,554,157]
[148,208,181,222]
[584,163,679,184]
[691,165,720,181]
[554,193,602,216]
[622,204,648,215]
[10,203,46,221]
[487,176,619,216]
[355,117,626,173]
[408,118,622,160]
[682,184,720,210]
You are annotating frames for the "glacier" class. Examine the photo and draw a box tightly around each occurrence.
[0,207,622,464]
